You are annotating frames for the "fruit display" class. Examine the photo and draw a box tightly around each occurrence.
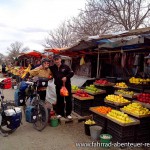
[85,119,96,125]
[137,93,150,104]
[72,85,80,93]
[72,85,79,90]
[90,106,112,115]
[95,79,109,85]
[84,84,104,94]
[129,77,150,84]
[122,102,150,116]
[116,89,134,96]
[114,82,128,88]
[105,94,130,104]
[75,89,91,97]
[115,89,138,99]
[94,79,114,86]
[107,110,133,123]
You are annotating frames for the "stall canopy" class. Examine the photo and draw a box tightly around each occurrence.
[19,50,46,58]
[55,39,111,57]
[44,48,68,54]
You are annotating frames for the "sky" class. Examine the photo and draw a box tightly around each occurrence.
[0,0,86,55]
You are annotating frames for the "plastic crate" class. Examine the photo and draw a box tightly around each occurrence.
[73,98,92,109]
[107,120,136,138]
[104,103,123,110]
[135,134,150,143]
[138,117,150,125]
[92,94,106,107]
[92,113,107,133]
[106,76,117,83]
[135,125,150,136]
[107,128,134,143]
[73,104,91,116]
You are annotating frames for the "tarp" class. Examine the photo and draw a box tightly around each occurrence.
[98,35,150,50]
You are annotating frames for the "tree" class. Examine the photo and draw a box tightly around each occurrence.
[7,41,29,62]
[44,21,78,48]
[86,0,150,30]
[68,2,112,39]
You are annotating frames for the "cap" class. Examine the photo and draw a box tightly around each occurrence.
[41,58,50,64]
[53,54,61,60]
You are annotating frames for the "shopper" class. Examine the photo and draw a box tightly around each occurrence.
[50,55,74,119]
[144,54,150,78]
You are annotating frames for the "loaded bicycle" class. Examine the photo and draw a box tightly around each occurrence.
[0,81,22,137]
[23,77,49,131]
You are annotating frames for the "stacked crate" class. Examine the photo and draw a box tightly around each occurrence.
[107,120,137,143]
[73,98,93,116]
[135,117,150,143]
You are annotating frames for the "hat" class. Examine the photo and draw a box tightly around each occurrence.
[53,54,61,60]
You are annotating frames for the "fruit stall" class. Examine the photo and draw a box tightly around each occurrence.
[55,28,150,145]
[72,77,150,144]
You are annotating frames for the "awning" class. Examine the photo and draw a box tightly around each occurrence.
[18,50,45,58]
[44,48,69,54]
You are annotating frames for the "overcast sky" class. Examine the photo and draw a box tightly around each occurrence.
[0,0,86,55]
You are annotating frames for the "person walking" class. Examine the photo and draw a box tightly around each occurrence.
[50,55,74,119]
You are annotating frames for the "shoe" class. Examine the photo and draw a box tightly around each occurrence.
[67,115,72,119]
[57,115,62,118]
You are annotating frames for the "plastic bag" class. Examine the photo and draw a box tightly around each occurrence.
[60,86,69,97]
[46,79,56,104]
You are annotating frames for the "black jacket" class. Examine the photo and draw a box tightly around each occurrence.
[50,64,74,86]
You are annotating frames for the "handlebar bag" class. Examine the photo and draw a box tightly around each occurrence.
[37,77,49,87]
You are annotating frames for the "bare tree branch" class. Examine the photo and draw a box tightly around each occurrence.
[7,41,29,62]
[43,21,78,48]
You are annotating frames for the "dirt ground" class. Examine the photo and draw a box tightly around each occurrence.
[0,85,149,150]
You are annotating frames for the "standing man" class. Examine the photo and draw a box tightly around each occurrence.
[50,55,74,119]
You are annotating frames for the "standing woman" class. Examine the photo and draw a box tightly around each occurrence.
[50,55,74,119]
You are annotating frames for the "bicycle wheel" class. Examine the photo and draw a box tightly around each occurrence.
[0,102,18,134]
[33,101,48,131]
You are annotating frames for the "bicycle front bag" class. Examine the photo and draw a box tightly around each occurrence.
[37,77,49,88]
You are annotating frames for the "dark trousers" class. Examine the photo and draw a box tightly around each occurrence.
[56,84,72,117]
[38,90,46,102]
[2,68,6,74]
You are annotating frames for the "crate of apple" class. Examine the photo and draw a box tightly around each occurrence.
[75,89,90,97]
[137,93,150,104]
[95,79,108,84]
[94,79,115,87]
